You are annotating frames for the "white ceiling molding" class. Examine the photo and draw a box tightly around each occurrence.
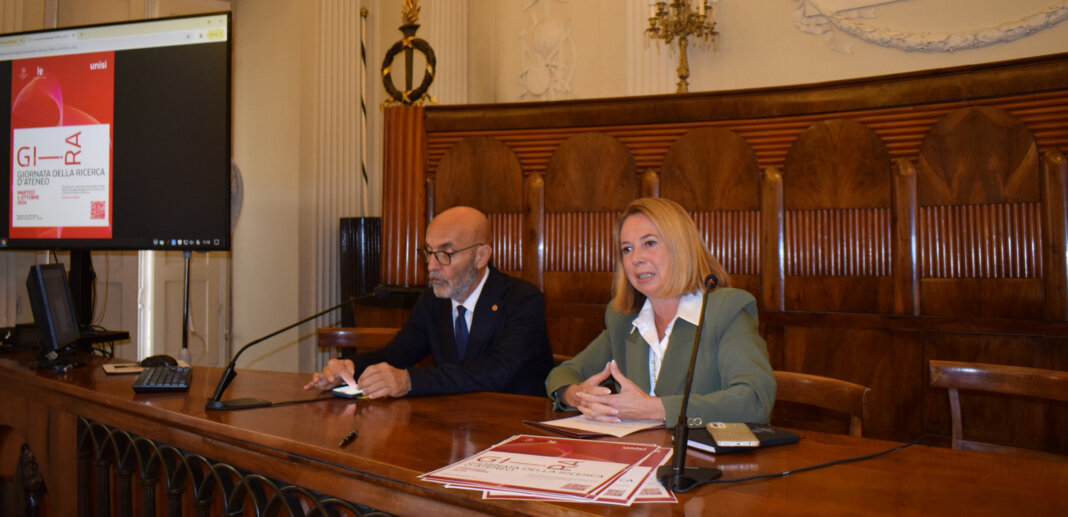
[795,0,1068,54]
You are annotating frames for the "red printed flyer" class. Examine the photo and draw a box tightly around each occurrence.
[482,445,676,505]
[420,434,660,498]
[10,51,114,239]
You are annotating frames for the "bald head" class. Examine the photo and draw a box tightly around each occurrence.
[427,206,491,247]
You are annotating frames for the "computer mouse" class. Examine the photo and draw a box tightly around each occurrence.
[140,354,178,367]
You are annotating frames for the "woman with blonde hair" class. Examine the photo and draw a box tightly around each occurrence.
[546,197,775,427]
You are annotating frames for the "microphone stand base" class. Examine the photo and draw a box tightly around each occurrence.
[657,465,722,493]
[205,397,272,410]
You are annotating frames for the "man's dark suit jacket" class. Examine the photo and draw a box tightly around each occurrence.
[346,266,553,397]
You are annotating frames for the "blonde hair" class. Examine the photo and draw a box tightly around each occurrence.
[609,197,731,313]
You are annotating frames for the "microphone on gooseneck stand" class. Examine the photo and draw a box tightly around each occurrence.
[658,274,721,493]
[205,287,389,410]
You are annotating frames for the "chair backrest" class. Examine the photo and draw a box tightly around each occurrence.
[929,360,1068,459]
[773,370,871,437]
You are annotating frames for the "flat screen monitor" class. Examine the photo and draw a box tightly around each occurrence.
[25,263,81,359]
[0,13,231,251]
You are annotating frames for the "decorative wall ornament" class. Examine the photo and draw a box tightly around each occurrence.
[382,0,437,105]
[795,0,1068,54]
[518,0,576,100]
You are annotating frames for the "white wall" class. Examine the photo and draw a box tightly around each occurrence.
[458,0,1068,102]
[229,0,307,370]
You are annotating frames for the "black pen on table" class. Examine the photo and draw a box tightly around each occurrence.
[339,429,359,448]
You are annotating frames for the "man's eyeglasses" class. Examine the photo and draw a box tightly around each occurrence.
[418,243,484,265]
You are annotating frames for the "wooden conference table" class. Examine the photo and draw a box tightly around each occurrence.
[0,351,1064,516]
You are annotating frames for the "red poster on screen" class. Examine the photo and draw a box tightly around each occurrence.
[10,51,114,239]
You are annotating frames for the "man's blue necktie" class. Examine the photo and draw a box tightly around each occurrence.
[455,305,469,360]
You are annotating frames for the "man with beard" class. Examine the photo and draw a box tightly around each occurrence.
[304,206,553,398]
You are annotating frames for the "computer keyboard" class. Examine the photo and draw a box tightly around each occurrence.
[132,365,192,393]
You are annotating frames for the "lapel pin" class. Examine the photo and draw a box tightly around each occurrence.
[492,304,498,312]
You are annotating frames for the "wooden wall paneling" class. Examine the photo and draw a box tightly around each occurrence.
[1,395,81,510]
[433,137,524,214]
[761,167,784,311]
[433,96,1067,177]
[381,106,427,287]
[917,107,1039,206]
[892,158,920,315]
[543,132,637,212]
[386,55,1068,449]
[659,127,762,212]
[544,294,614,358]
[761,320,785,370]
[1042,149,1068,320]
[730,276,761,301]
[424,93,1068,189]
[916,107,1044,319]
[543,212,619,275]
[781,119,893,313]
[524,172,545,289]
[640,168,659,198]
[542,133,638,357]
[424,56,1068,133]
[778,324,923,441]
[487,212,524,276]
[691,211,761,278]
[920,279,1045,320]
[785,276,895,314]
[353,306,411,329]
[660,128,762,298]
[782,120,892,210]
[425,175,435,233]
[433,136,524,274]
[1052,336,1068,453]
[923,333,1067,454]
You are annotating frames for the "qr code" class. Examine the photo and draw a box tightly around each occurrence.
[91,201,106,220]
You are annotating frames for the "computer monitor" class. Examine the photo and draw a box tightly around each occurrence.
[0,13,232,252]
[2,13,232,327]
[25,263,81,362]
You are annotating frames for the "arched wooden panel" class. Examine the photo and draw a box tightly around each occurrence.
[660,128,762,282]
[916,107,1044,319]
[660,127,761,211]
[784,119,891,210]
[781,119,893,313]
[434,136,523,214]
[544,132,637,213]
[432,137,524,274]
[543,132,637,274]
[916,107,1043,281]
[918,107,1039,206]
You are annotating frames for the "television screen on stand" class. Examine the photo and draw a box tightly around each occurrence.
[0,13,232,323]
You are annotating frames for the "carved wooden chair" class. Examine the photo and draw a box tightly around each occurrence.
[773,370,871,437]
[929,360,1068,460]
